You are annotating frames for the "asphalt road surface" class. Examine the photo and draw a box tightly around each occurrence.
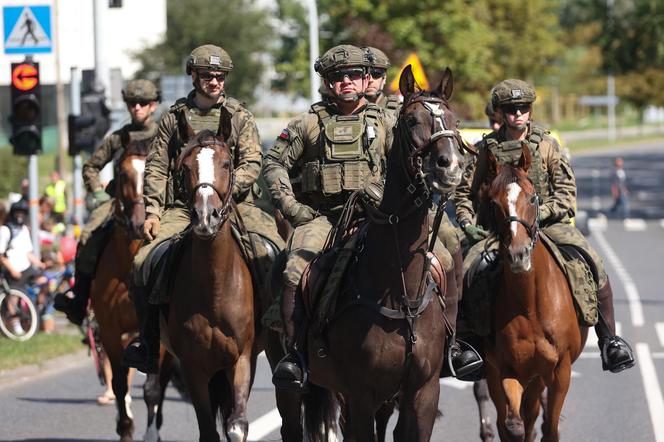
[2,141,663,442]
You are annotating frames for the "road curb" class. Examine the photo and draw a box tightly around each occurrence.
[0,349,89,389]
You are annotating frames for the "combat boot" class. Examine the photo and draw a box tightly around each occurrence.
[440,259,484,381]
[272,283,308,392]
[53,272,92,326]
[596,280,635,373]
[123,288,159,374]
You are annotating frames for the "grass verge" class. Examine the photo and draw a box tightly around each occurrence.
[0,331,83,372]
[567,134,664,152]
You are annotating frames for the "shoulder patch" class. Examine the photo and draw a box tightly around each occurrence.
[277,129,290,141]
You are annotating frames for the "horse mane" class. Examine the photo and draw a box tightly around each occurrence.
[490,163,532,196]
[175,130,227,170]
[123,138,151,157]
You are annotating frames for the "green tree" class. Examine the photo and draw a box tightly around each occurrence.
[133,0,274,104]
[272,0,311,98]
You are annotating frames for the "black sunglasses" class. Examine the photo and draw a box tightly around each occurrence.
[126,99,151,107]
[370,68,386,79]
[199,71,226,82]
[501,104,531,115]
[327,68,365,83]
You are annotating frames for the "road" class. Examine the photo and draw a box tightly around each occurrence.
[2,141,663,441]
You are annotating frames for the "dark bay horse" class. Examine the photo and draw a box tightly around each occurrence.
[165,111,255,442]
[303,66,468,441]
[481,143,587,441]
[90,136,177,442]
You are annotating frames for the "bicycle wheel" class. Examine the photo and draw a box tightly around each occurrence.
[0,288,39,341]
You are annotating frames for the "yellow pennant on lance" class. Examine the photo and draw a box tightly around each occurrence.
[389,52,430,92]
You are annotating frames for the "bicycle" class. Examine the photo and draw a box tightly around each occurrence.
[0,274,39,341]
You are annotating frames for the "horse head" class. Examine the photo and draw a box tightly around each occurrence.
[397,65,471,195]
[115,134,150,238]
[175,108,234,239]
[486,142,539,273]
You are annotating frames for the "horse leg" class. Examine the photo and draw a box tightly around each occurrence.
[485,363,511,442]
[143,373,162,442]
[344,395,376,442]
[183,366,220,442]
[521,379,545,442]
[541,357,572,442]
[104,340,134,442]
[501,377,525,442]
[375,401,396,442]
[394,376,439,442]
[226,351,253,442]
[473,380,495,442]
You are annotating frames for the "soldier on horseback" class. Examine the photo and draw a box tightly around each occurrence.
[122,44,282,373]
[54,79,160,326]
[362,46,401,116]
[455,79,635,374]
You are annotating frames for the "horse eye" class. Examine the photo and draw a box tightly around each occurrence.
[406,116,418,127]
[222,160,231,169]
[456,120,460,128]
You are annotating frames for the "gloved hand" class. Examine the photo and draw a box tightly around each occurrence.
[462,222,489,242]
[539,204,552,222]
[289,203,317,228]
[143,216,161,241]
[93,190,111,208]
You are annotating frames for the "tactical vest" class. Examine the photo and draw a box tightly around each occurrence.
[300,103,383,200]
[485,124,550,197]
[382,94,401,113]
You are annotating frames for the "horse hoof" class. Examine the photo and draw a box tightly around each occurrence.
[227,423,247,442]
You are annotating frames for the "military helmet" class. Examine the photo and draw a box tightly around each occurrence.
[314,44,369,76]
[491,79,536,108]
[363,46,390,69]
[10,199,29,214]
[484,100,495,118]
[186,44,233,75]
[122,79,161,102]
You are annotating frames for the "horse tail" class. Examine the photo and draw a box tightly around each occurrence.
[303,383,339,442]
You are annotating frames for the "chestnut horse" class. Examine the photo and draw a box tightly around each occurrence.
[90,136,177,442]
[302,66,469,441]
[165,111,254,442]
[481,143,587,441]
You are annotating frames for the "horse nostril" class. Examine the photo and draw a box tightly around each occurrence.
[437,156,450,169]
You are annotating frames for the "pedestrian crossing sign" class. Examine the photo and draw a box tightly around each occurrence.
[3,6,52,54]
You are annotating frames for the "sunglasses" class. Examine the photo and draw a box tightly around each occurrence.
[327,68,365,83]
[370,68,386,79]
[501,104,531,115]
[199,71,226,82]
[126,99,151,107]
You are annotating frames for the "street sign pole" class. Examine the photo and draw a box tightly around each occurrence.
[607,74,617,144]
[70,67,84,226]
[304,0,320,104]
[28,154,40,259]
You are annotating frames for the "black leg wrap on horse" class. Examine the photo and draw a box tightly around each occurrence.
[123,288,160,374]
[53,272,92,326]
[272,283,308,392]
[595,281,635,373]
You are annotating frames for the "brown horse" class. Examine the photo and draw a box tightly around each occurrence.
[164,111,255,442]
[90,136,178,442]
[302,66,468,441]
[481,143,587,441]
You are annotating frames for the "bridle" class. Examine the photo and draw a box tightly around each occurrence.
[114,153,146,230]
[496,188,540,251]
[182,139,235,228]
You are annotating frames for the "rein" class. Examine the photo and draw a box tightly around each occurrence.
[114,151,148,231]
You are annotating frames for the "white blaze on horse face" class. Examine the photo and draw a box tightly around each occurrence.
[131,159,145,196]
[424,101,460,171]
[507,182,523,236]
[196,148,216,204]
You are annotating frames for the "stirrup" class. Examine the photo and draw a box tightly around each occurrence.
[447,338,484,382]
[600,336,635,373]
[123,339,158,374]
[272,351,308,392]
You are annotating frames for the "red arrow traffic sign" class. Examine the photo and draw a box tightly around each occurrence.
[11,63,39,91]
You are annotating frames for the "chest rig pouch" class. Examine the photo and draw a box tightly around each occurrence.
[302,104,380,196]
[486,126,549,197]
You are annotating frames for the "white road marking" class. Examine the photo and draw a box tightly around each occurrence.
[586,321,622,348]
[592,228,645,327]
[439,378,471,390]
[656,323,664,348]
[623,218,647,231]
[660,219,664,230]
[588,216,607,231]
[636,343,664,442]
[248,408,282,441]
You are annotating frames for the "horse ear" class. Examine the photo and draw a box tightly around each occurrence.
[487,149,500,178]
[519,141,532,172]
[217,107,233,143]
[437,67,453,101]
[399,65,420,97]
[177,110,196,144]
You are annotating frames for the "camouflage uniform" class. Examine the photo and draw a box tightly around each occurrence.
[456,79,634,373]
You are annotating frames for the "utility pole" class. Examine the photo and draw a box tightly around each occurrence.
[53,0,68,176]
[70,67,84,225]
[607,0,617,144]
[304,0,320,103]
[93,0,110,95]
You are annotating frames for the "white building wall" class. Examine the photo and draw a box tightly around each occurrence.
[0,0,166,85]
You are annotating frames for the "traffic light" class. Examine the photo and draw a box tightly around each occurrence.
[67,114,97,156]
[9,61,42,156]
